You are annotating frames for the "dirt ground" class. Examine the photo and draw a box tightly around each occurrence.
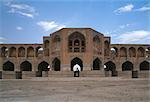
[0,77,150,102]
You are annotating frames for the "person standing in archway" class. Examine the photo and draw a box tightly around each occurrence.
[73,64,81,77]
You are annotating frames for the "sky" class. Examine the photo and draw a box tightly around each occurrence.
[0,0,150,44]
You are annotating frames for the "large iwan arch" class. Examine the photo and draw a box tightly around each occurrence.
[68,32,86,52]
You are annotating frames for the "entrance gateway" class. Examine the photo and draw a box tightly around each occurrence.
[71,57,83,71]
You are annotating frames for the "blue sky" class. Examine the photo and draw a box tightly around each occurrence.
[0,0,150,44]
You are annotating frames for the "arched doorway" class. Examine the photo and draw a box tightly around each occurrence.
[93,58,101,70]
[104,61,116,71]
[122,61,133,71]
[20,61,32,71]
[71,57,83,71]
[38,61,49,71]
[140,61,150,71]
[3,61,14,71]
[52,58,60,71]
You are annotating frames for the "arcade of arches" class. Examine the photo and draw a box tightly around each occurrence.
[0,28,149,78]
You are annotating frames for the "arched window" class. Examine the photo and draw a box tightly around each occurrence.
[20,61,32,71]
[140,61,150,71]
[44,40,49,56]
[52,58,61,71]
[93,35,100,44]
[38,61,49,71]
[137,47,145,57]
[27,47,34,57]
[120,47,127,57]
[93,35,101,53]
[9,47,16,57]
[93,58,101,70]
[18,47,25,57]
[68,32,86,52]
[104,41,109,56]
[1,47,8,57]
[122,61,133,71]
[129,47,136,57]
[44,40,49,48]
[53,35,61,50]
[36,47,43,57]
[111,47,118,57]
[104,61,116,71]
[3,61,14,71]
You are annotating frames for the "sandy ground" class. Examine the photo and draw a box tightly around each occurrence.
[0,77,150,102]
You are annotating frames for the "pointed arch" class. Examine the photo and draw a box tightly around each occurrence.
[111,47,118,57]
[104,40,109,56]
[38,61,49,71]
[137,47,145,57]
[120,47,127,57]
[93,58,101,70]
[93,35,100,43]
[129,47,136,57]
[71,57,83,71]
[52,58,61,71]
[1,47,8,57]
[36,46,43,57]
[9,47,16,57]
[44,40,49,48]
[104,61,116,71]
[122,61,133,71]
[3,61,14,71]
[140,61,150,71]
[44,40,49,56]
[27,47,34,57]
[20,61,32,71]
[18,47,25,57]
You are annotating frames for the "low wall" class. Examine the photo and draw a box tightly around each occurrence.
[0,70,149,79]
[2,71,16,79]
[48,71,74,77]
[118,71,132,78]
[22,71,36,79]
[139,71,150,78]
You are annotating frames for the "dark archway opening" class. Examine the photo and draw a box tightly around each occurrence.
[104,61,116,71]
[140,61,150,71]
[20,61,32,71]
[93,58,101,70]
[71,57,83,71]
[122,61,133,71]
[3,61,14,71]
[38,61,49,71]
[52,58,60,71]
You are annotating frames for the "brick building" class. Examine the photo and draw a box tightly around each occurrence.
[0,28,149,78]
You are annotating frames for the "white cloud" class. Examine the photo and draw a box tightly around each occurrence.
[119,24,132,29]
[0,37,6,44]
[37,21,66,32]
[16,26,23,30]
[135,6,150,11]
[18,11,34,18]
[116,30,150,43]
[114,4,134,13]
[7,3,37,18]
